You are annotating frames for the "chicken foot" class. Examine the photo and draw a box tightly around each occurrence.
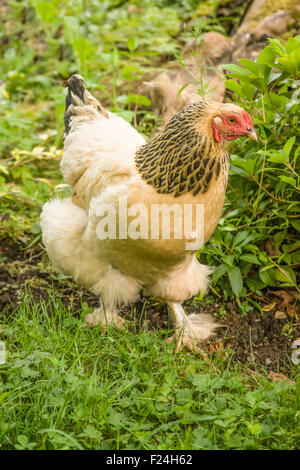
[166,302,219,357]
[83,301,125,331]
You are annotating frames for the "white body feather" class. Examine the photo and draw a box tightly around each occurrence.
[41,109,211,309]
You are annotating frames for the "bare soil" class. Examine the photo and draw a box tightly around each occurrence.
[0,241,299,376]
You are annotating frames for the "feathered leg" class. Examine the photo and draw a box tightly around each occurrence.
[83,299,125,330]
[166,302,219,357]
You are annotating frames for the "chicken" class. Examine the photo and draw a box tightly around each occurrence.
[41,74,257,354]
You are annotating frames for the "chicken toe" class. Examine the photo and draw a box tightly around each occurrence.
[83,307,125,331]
[166,302,219,357]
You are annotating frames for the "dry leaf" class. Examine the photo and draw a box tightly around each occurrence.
[262,302,276,312]
[274,310,287,319]
[209,340,223,352]
[287,306,299,320]
[209,340,229,358]
[266,240,279,257]
[272,290,297,308]
[268,370,294,384]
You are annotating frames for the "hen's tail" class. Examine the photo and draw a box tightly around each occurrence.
[64,74,108,134]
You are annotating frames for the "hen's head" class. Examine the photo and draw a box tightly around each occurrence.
[136,101,257,197]
[208,102,257,143]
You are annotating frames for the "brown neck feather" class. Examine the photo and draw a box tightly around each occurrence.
[135,103,228,197]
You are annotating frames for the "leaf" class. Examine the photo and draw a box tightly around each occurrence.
[64,17,79,45]
[116,110,134,123]
[279,176,296,187]
[212,264,227,283]
[262,302,276,312]
[246,277,265,291]
[178,82,192,98]
[17,435,29,447]
[266,151,286,163]
[230,155,256,175]
[272,289,297,308]
[21,366,40,378]
[232,230,250,247]
[283,136,295,158]
[228,266,243,296]
[285,36,300,54]
[83,425,102,440]
[127,93,151,106]
[245,422,262,436]
[266,240,279,257]
[33,0,57,23]
[238,58,259,76]
[127,37,136,52]
[0,164,9,175]
[240,254,260,265]
[268,38,286,57]
[222,64,251,76]
[258,45,276,66]
[259,264,278,285]
[225,79,243,95]
[31,222,41,234]
[191,374,224,392]
[192,426,212,450]
[73,38,94,65]
[291,220,300,232]
[223,255,235,267]
[275,266,296,284]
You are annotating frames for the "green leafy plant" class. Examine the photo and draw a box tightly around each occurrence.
[201,36,300,299]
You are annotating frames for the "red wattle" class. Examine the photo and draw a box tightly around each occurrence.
[212,121,222,143]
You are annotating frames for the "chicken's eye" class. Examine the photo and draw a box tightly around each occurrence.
[228,117,236,124]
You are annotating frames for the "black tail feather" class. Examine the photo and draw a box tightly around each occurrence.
[64,75,85,134]
[64,74,107,135]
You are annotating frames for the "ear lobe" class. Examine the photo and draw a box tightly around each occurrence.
[212,117,222,143]
[213,117,222,126]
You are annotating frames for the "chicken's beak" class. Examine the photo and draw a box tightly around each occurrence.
[246,128,258,142]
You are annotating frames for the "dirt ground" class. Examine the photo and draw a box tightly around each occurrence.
[0,241,299,376]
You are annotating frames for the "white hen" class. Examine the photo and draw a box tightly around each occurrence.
[41,74,256,353]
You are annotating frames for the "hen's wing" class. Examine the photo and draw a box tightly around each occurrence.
[61,75,146,208]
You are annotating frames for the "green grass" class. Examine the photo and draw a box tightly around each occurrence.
[0,0,299,451]
[0,294,298,450]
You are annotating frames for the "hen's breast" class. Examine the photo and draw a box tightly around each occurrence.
[88,164,227,281]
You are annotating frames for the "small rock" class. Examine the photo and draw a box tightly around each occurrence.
[142,32,232,123]
[231,0,297,63]
[236,0,296,35]
[183,32,232,66]
[252,10,296,40]
[274,310,287,319]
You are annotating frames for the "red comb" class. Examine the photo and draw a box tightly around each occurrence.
[242,111,253,128]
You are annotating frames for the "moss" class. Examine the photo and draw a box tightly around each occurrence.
[247,0,299,30]
[195,0,217,18]
[259,0,296,15]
